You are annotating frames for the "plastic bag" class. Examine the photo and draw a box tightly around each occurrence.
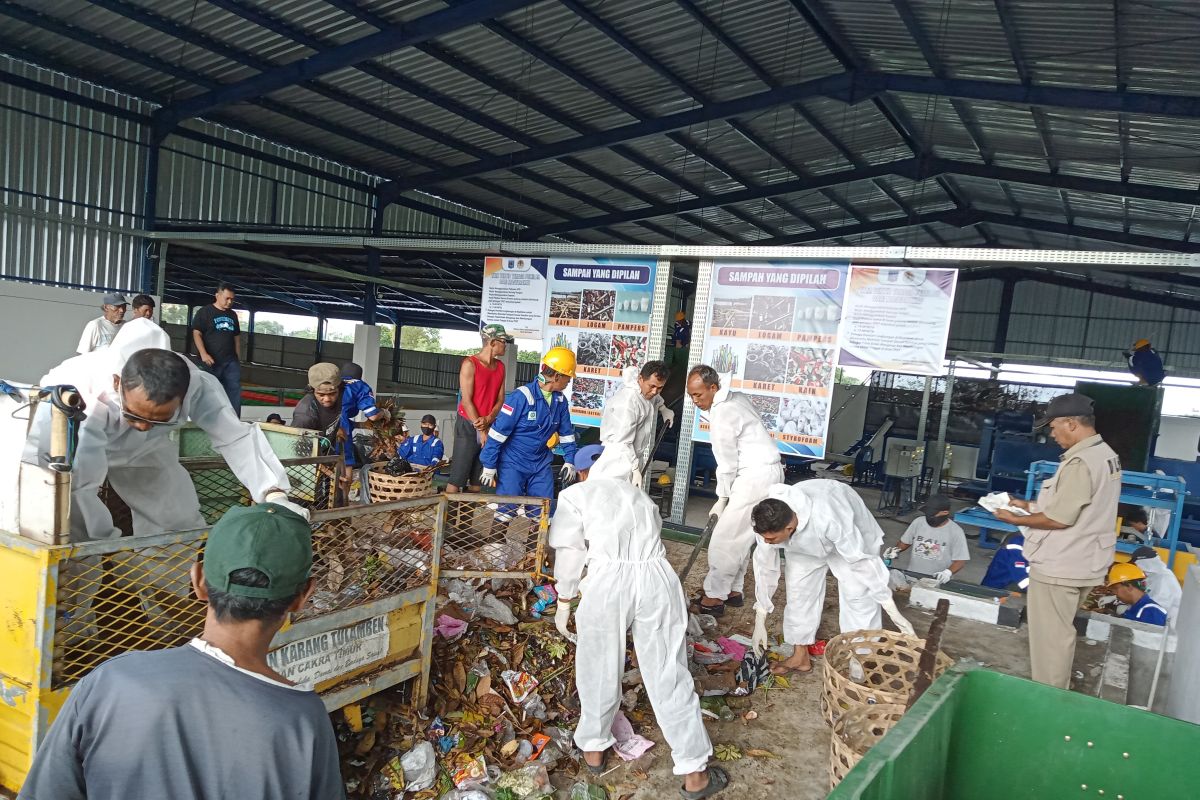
[495,763,552,798]
[400,741,436,792]
[569,782,608,800]
[501,670,539,704]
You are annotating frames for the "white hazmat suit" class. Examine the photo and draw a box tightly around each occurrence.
[590,366,671,484]
[754,481,908,645]
[551,458,711,775]
[22,318,289,542]
[703,387,784,599]
[1135,554,1182,625]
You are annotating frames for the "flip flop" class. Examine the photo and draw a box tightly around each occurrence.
[583,749,611,775]
[770,662,814,677]
[680,765,730,800]
[724,592,745,607]
[689,594,726,617]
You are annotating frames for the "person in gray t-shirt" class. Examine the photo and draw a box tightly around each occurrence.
[884,495,970,584]
[19,502,346,800]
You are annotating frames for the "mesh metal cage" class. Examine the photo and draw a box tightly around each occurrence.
[440,494,549,580]
[182,455,345,523]
[51,499,441,689]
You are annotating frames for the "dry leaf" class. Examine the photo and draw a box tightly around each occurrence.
[476,675,492,699]
[714,743,743,762]
[354,729,376,755]
[772,675,791,689]
[631,769,649,781]
[500,740,520,757]
[513,643,526,665]
[453,661,467,692]
[745,748,779,759]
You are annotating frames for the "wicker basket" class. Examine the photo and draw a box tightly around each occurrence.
[829,702,906,789]
[821,629,952,726]
[365,463,438,501]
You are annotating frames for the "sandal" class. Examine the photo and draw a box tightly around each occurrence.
[725,592,744,608]
[680,765,730,800]
[583,749,611,775]
[770,661,813,677]
[689,595,726,617]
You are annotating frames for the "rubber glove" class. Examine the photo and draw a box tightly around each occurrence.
[263,490,310,522]
[882,546,901,561]
[480,467,497,487]
[934,569,953,585]
[372,408,391,423]
[631,466,644,487]
[559,463,578,484]
[659,406,675,428]
[710,497,729,519]
[554,599,576,643]
[881,596,915,637]
[752,608,769,655]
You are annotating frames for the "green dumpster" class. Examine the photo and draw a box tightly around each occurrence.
[829,666,1200,799]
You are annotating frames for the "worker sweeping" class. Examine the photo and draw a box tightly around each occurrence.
[590,360,675,484]
[479,347,578,517]
[686,365,784,616]
[551,445,728,799]
[749,481,914,676]
[1124,338,1165,386]
[22,318,292,542]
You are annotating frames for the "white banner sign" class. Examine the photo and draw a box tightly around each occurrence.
[481,256,549,339]
[838,267,959,376]
[268,615,390,686]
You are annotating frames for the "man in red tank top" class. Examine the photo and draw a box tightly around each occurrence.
[447,323,513,494]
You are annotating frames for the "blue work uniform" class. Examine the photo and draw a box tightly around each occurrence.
[981,535,1030,591]
[399,434,444,467]
[339,379,381,467]
[1128,348,1165,386]
[1123,594,1168,626]
[480,380,577,516]
[673,319,691,348]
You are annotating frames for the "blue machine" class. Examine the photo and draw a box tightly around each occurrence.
[955,459,1188,568]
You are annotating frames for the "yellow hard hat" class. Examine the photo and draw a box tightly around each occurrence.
[657,473,672,485]
[1133,338,1151,350]
[1107,562,1146,587]
[542,346,577,378]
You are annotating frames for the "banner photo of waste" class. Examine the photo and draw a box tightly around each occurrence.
[481,256,549,339]
[838,266,959,376]
[544,257,658,427]
[693,261,849,458]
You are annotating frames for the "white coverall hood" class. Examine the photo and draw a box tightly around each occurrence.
[1135,554,1182,623]
[590,366,662,483]
[550,478,712,775]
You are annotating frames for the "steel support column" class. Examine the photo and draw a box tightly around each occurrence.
[139,133,164,293]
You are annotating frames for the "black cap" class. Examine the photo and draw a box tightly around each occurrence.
[341,362,364,380]
[1130,546,1158,562]
[1035,393,1094,428]
[922,494,952,514]
[421,414,436,425]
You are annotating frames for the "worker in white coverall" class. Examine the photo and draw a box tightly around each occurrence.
[750,481,914,676]
[22,319,296,644]
[686,364,784,616]
[1130,546,1182,625]
[551,445,728,800]
[589,360,675,484]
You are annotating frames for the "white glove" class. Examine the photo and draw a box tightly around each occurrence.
[554,600,576,643]
[881,596,915,637]
[480,467,497,488]
[263,490,310,522]
[752,608,769,655]
[559,463,578,484]
[631,466,644,487]
[934,569,953,585]
[659,406,675,428]
[882,546,901,561]
[710,497,729,519]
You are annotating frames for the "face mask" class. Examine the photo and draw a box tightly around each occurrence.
[926,512,948,526]
[421,426,434,436]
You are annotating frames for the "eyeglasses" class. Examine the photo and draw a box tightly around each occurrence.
[118,391,182,427]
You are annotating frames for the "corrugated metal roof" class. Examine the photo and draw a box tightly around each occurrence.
[2,0,1200,254]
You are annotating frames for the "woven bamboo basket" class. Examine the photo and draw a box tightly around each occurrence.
[821,629,952,726]
[829,702,906,789]
[365,462,440,501]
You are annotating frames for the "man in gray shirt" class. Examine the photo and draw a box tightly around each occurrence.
[18,502,346,800]
[885,495,970,584]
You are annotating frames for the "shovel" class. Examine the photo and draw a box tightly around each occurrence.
[678,513,720,583]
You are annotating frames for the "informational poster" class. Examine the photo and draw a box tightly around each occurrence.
[839,267,958,376]
[481,256,548,339]
[267,615,390,686]
[693,261,849,458]
[544,257,658,426]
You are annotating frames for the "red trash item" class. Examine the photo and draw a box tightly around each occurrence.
[807,639,827,657]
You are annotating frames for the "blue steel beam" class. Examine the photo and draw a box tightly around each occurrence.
[155,0,544,126]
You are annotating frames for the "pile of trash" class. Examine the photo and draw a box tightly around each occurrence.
[336,580,788,799]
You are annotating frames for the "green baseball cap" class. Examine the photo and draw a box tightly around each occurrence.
[481,323,515,343]
[203,504,313,600]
